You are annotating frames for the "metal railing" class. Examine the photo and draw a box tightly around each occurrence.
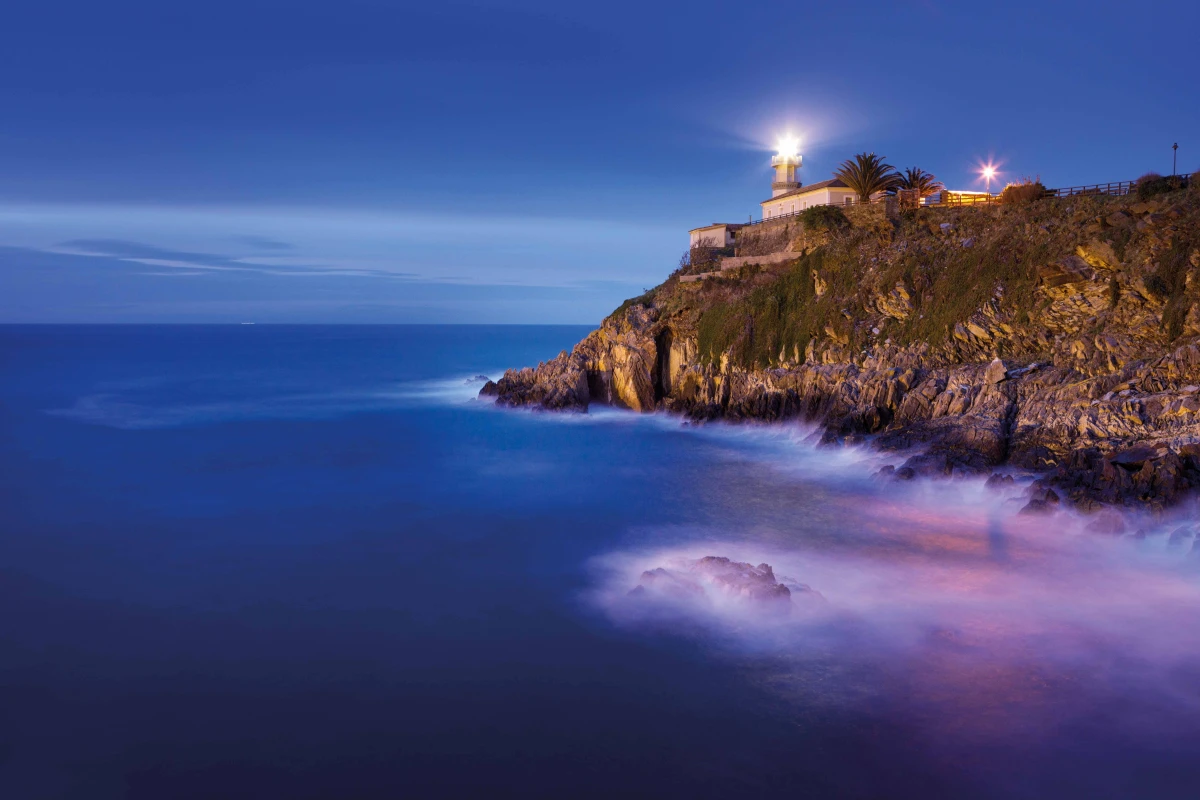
[1045,180,1136,198]
[937,192,996,206]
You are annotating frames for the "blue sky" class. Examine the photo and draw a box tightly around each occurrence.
[1,0,1197,323]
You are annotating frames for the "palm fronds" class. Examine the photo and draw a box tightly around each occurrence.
[835,153,901,203]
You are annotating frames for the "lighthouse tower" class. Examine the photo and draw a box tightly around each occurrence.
[770,136,802,197]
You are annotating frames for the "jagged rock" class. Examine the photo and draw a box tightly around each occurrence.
[630,556,803,607]
[1020,487,1060,515]
[1038,255,1095,288]
[1086,512,1127,535]
[1168,526,1195,548]
[876,282,913,320]
[1077,240,1121,270]
[485,190,1200,510]
[813,271,828,298]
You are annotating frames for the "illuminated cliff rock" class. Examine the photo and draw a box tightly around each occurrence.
[485,187,1200,510]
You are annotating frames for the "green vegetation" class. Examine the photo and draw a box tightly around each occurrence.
[616,185,1200,371]
[1137,172,1187,200]
[835,153,901,203]
[879,228,1046,349]
[799,205,850,232]
[693,208,1053,369]
[609,289,657,321]
[683,245,732,275]
[896,167,944,199]
[696,249,829,367]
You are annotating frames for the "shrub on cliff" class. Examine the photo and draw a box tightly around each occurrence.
[1137,172,1185,199]
[697,248,832,368]
[799,205,849,233]
[683,245,730,275]
[609,289,656,321]
[999,178,1048,205]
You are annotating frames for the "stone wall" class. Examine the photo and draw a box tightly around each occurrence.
[734,218,799,257]
[733,203,894,259]
[719,251,799,271]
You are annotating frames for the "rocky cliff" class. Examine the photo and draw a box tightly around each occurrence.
[482,185,1200,511]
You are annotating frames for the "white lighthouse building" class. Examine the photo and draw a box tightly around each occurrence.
[760,135,857,219]
[689,136,859,244]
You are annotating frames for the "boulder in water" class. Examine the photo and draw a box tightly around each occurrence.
[629,556,816,608]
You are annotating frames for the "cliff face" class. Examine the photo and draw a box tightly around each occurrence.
[482,187,1200,511]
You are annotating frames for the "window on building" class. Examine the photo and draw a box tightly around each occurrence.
[844,197,853,206]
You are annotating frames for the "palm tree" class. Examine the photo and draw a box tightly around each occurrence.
[835,153,901,203]
[896,167,944,199]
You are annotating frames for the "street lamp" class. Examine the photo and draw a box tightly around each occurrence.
[981,165,997,194]
[1173,143,1179,177]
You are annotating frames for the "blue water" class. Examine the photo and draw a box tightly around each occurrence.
[3,325,1200,799]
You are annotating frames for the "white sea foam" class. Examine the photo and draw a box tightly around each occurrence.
[587,483,1200,743]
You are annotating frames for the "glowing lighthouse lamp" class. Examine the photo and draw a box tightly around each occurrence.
[770,135,803,198]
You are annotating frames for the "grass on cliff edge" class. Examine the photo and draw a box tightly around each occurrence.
[690,212,1051,368]
[611,190,1200,370]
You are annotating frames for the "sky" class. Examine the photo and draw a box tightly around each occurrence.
[1,0,1197,324]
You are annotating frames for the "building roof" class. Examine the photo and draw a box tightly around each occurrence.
[760,178,851,205]
[687,222,747,234]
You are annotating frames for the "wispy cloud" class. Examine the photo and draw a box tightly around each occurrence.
[52,238,416,279]
[0,202,675,322]
[0,201,679,288]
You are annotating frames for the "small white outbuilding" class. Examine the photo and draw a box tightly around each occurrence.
[688,222,744,249]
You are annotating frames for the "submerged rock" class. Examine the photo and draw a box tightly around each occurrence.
[689,557,793,603]
[985,472,1015,489]
[629,556,812,608]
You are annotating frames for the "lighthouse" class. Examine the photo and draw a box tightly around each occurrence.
[770,135,802,197]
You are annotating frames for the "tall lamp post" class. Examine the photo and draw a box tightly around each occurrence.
[1173,143,1179,177]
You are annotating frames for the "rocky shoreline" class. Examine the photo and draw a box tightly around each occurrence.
[483,189,1200,513]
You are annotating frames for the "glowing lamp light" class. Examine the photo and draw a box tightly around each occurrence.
[776,135,801,161]
[979,162,1000,193]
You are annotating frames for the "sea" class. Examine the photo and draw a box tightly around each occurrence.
[3,324,1200,799]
